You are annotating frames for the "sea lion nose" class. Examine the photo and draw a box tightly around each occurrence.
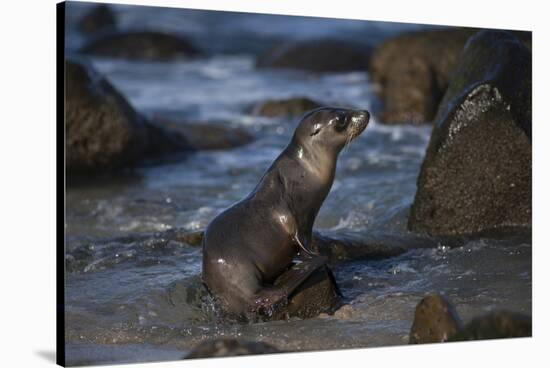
[356,110,370,122]
[351,110,370,123]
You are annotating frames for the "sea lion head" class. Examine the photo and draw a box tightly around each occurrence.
[293,107,370,157]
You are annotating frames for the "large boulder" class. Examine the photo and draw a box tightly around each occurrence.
[185,339,280,359]
[251,97,322,118]
[80,31,199,61]
[65,57,188,175]
[408,30,532,237]
[77,4,117,35]
[257,39,372,72]
[370,28,478,124]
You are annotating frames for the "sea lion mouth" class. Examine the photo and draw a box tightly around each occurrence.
[346,110,370,143]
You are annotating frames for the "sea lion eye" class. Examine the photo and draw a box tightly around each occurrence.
[334,116,347,132]
[310,123,322,136]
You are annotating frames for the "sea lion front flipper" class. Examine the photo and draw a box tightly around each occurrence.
[274,255,328,296]
[250,256,328,318]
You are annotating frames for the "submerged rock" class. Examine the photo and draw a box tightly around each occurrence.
[450,311,532,341]
[77,4,117,35]
[185,339,280,359]
[408,30,532,237]
[257,39,372,72]
[369,28,477,124]
[252,97,322,118]
[409,294,462,344]
[65,57,189,175]
[80,31,199,61]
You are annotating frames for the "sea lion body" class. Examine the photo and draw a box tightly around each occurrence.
[202,107,370,320]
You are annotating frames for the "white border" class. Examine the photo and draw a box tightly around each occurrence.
[1,0,548,367]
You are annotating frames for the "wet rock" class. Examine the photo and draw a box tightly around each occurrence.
[168,229,204,247]
[161,228,462,262]
[270,265,341,321]
[65,57,189,175]
[370,28,478,124]
[409,294,462,344]
[77,4,117,35]
[409,294,532,344]
[408,30,532,237]
[449,311,532,341]
[166,252,339,322]
[312,230,462,263]
[257,39,372,72]
[251,97,322,118]
[166,275,214,323]
[333,304,361,320]
[65,56,148,173]
[167,275,210,310]
[185,339,280,359]
[151,116,254,150]
[208,263,340,323]
[80,31,199,61]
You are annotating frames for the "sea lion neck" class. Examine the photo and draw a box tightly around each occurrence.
[283,138,337,181]
[266,143,335,229]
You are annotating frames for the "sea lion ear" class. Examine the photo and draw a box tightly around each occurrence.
[310,123,322,136]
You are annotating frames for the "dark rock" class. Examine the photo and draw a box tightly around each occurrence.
[167,263,339,323]
[80,31,199,61]
[65,56,149,173]
[450,311,532,341]
[370,28,478,124]
[409,294,531,344]
[185,339,280,359]
[77,4,117,35]
[269,265,341,321]
[409,294,462,344]
[167,275,210,310]
[408,30,532,237]
[312,230,462,263]
[210,263,341,323]
[252,97,323,117]
[151,117,254,150]
[165,275,214,323]
[169,229,204,247]
[163,232,339,322]
[257,39,372,72]
[332,304,361,320]
[65,57,189,175]
[163,228,462,262]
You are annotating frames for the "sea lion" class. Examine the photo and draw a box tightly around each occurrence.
[202,107,370,321]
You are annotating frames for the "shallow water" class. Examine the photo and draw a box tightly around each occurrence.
[64,3,531,366]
